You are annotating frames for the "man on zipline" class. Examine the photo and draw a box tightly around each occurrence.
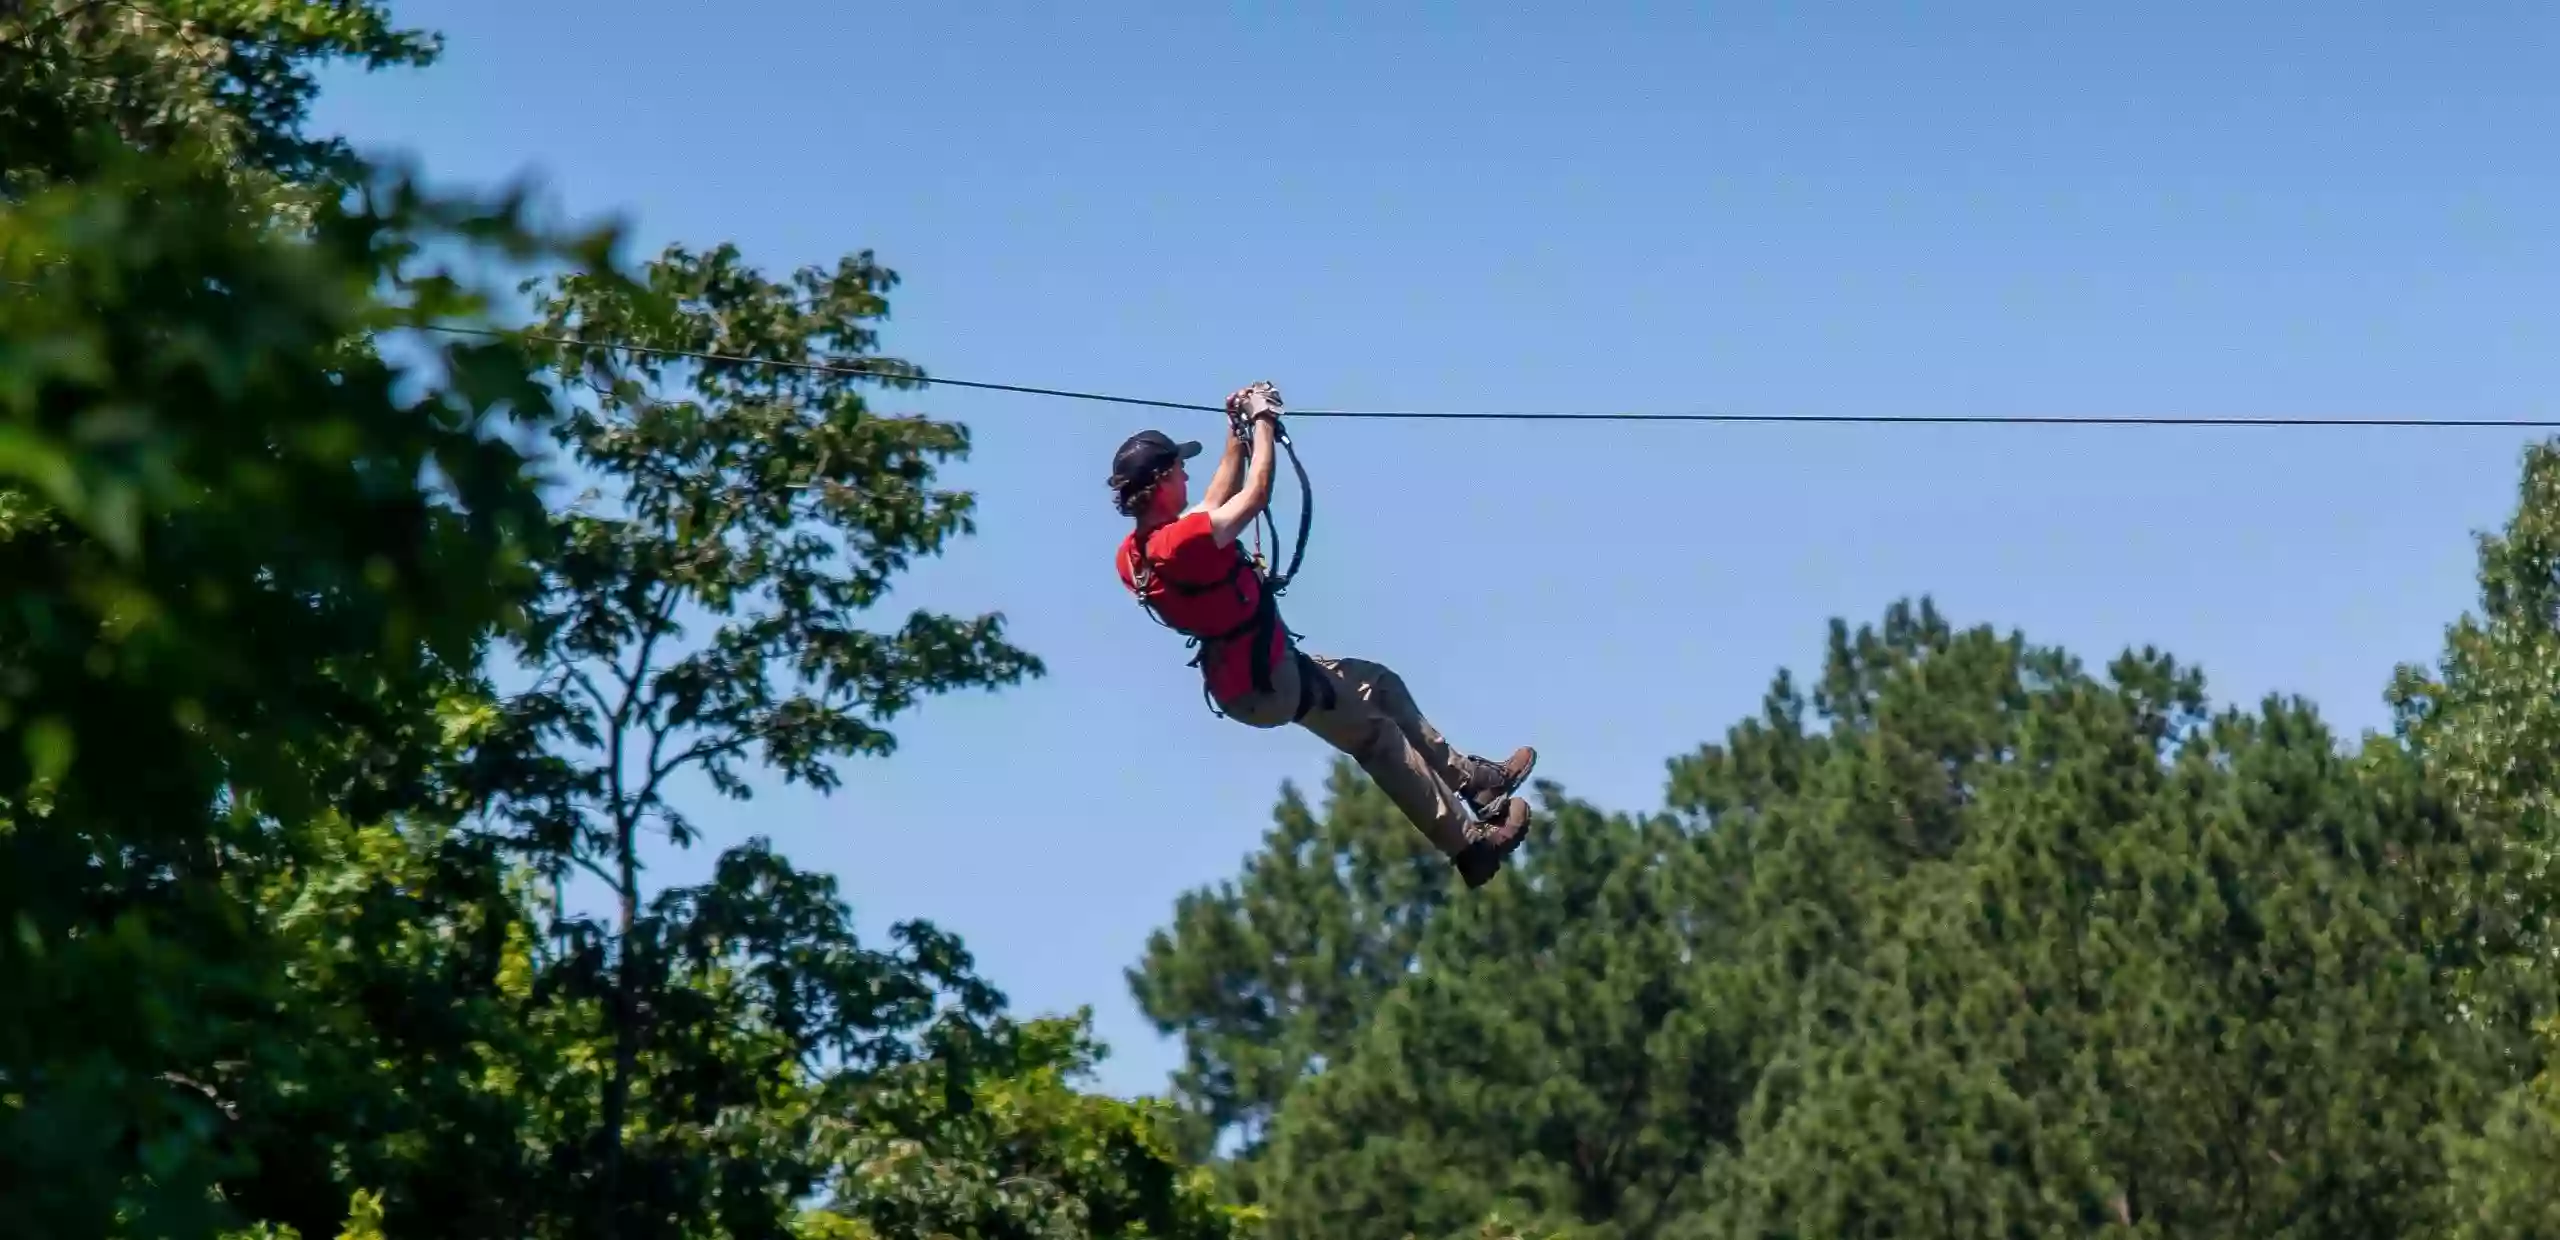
[1109,381,1537,888]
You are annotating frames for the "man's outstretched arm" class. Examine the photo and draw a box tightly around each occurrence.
[1196,420,1248,509]
[1206,384,1282,547]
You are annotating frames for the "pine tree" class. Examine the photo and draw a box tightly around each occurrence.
[1185,597,2521,1237]
[1254,794,1738,1240]
[1127,759,1458,1173]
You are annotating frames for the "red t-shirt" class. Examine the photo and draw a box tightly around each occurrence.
[1116,510,1287,703]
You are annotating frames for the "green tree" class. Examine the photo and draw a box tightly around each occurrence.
[464,238,1043,1236]
[1256,793,1739,1240]
[1128,761,1458,1174]
[1208,599,2517,1237]
[209,816,572,1239]
[0,0,438,195]
[2438,1020,2560,1240]
[3,8,1241,1240]
[2385,439,2560,1236]
[0,145,593,1238]
[1721,681,2481,1236]
[0,5,626,1235]
[815,1011,1253,1240]
[520,837,1007,1240]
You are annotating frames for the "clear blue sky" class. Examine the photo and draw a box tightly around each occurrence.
[311,1,2560,1098]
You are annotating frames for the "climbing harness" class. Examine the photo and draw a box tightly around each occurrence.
[1123,411,1329,722]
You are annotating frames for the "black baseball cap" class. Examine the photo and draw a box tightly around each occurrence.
[1108,429,1200,492]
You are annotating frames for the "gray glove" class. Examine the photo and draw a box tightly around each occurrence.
[1225,381,1283,439]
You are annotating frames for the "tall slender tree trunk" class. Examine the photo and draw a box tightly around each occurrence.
[598,817,642,1239]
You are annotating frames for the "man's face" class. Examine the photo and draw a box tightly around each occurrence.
[1157,459,1189,510]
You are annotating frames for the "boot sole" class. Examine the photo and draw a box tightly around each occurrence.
[1468,746,1539,820]
[1456,801,1533,888]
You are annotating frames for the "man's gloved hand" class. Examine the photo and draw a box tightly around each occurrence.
[1225,381,1283,439]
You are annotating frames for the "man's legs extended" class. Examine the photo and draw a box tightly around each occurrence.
[1218,649,1534,885]
[1225,652,1469,855]
[1299,654,1536,818]
[1287,653,1534,885]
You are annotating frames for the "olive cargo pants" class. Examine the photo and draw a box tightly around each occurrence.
[1221,648,1480,857]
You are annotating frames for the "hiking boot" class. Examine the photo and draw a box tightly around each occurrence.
[1452,795,1531,889]
[1454,746,1538,820]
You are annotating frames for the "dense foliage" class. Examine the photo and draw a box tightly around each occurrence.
[1133,584,2560,1237]
[12,1,2560,1237]
[0,4,1228,1237]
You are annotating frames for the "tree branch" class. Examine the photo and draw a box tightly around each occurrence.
[631,709,682,829]
[600,637,639,700]
[561,663,616,725]
[158,1071,240,1121]
[572,849,624,898]
[642,715,676,785]
[600,586,688,837]
[658,730,761,785]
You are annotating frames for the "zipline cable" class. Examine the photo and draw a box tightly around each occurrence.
[413,324,2560,429]
[13,288,2551,426]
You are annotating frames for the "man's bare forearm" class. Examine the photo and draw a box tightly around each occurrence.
[1204,416,1279,545]
[1200,427,1247,507]
[1236,417,1278,513]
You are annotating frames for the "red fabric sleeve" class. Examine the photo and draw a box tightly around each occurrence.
[1152,511,1227,580]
